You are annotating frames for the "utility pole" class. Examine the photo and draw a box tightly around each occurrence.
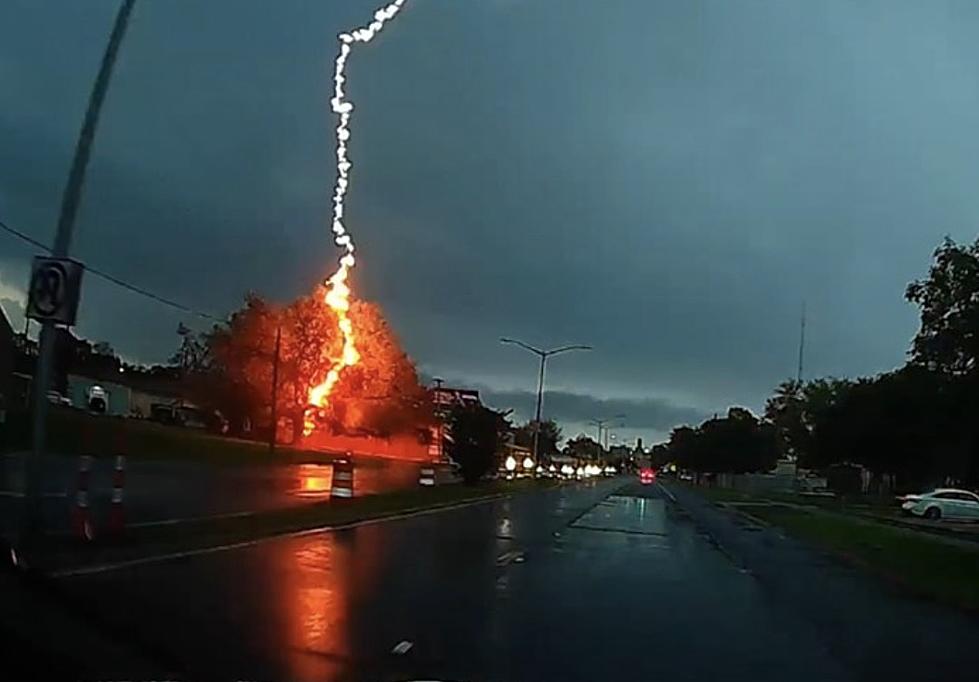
[591,414,625,462]
[533,354,546,463]
[433,377,444,462]
[796,300,807,384]
[501,338,591,465]
[24,0,136,543]
[269,326,281,455]
[589,418,611,459]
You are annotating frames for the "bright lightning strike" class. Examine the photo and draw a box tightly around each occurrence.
[304,0,410,436]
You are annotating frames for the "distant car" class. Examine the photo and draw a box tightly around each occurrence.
[899,489,979,521]
[639,467,656,485]
[46,390,72,407]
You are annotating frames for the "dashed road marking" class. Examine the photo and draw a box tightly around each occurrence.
[391,640,413,655]
[495,550,525,567]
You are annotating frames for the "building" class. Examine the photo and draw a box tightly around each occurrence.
[0,304,14,412]
[66,373,201,423]
[428,386,482,461]
[431,387,481,413]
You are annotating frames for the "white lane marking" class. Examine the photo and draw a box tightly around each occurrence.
[0,491,68,499]
[656,481,677,503]
[52,492,511,578]
[495,550,519,567]
[127,509,257,528]
[391,640,413,655]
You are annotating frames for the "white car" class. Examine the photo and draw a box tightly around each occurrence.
[46,390,72,407]
[899,489,979,521]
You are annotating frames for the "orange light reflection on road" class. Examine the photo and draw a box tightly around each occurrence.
[280,526,389,681]
[296,464,332,498]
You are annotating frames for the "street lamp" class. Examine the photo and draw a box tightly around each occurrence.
[500,338,591,465]
[590,414,625,459]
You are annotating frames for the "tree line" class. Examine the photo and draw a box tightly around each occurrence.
[656,237,979,491]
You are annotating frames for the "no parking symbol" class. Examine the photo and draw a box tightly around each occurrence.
[26,256,84,326]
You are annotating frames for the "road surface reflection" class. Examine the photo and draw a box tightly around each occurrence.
[292,460,420,500]
[279,524,389,681]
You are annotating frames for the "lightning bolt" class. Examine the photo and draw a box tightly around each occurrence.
[305,0,410,436]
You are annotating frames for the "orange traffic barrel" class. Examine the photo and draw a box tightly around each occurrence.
[331,457,354,499]
[419,466,436,487]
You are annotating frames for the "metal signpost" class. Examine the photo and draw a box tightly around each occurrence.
[21,0,136,547]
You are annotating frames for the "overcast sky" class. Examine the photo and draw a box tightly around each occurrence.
[3,0,978,444]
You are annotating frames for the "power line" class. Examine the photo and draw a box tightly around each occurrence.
[0,217,226,323]
[0,218,48,251]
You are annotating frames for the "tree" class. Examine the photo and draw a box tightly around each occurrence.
[906,237,979,375]
[765,379,805,458]
[92,341,115,357]
[649,443,671,468]
[810,367,968,490]
[447,404,508,484]
[564,434,603,460]
[207,290,431,441]
[765,377,852,467]
[170,323,209,374]
[513,419,561,458]
[666,409,777,475]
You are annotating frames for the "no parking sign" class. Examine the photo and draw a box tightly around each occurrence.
[26,256,84,326]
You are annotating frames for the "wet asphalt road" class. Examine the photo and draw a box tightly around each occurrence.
[0,453,421,536]
[21,478,979,681]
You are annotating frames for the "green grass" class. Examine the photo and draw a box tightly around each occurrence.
[1,407,332,464]
[38,477,553,572]
[686,486,758,504]
[678,481,899,514]
[745,504,979,611]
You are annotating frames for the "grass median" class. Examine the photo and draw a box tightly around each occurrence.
[744,504,979,611]
[36,477,553,573]
[3,407,347,464]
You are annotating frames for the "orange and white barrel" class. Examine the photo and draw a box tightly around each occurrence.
[418,466,436,487]
[71,454,94,541]
[331,457,354,499]
[107,454,126,535]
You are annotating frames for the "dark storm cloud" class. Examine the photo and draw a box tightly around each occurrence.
[3,0,979,434]
[478,388,706,433]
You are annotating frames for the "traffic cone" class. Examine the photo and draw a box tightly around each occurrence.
[71,455,94,542]
[107,454,126,536]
